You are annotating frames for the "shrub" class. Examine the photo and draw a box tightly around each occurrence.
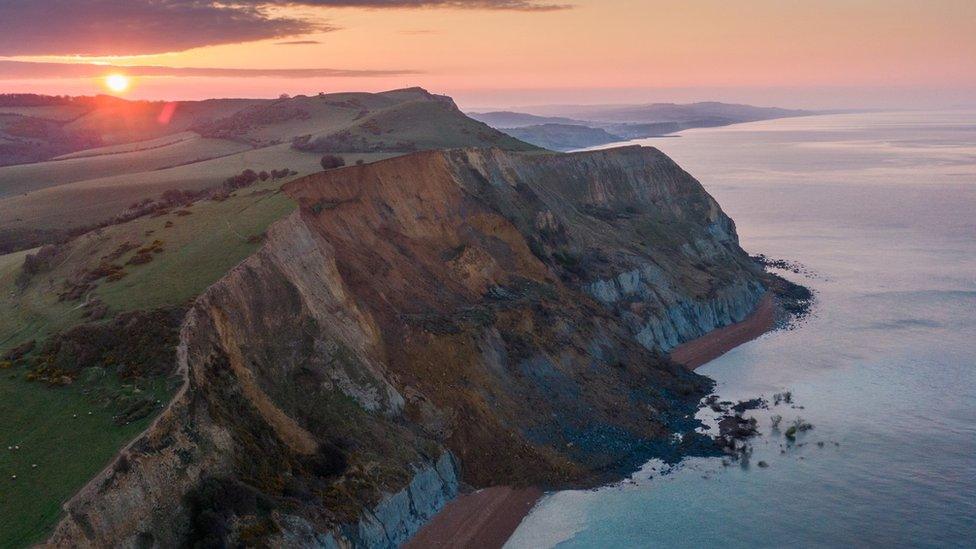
[320,154,345,170]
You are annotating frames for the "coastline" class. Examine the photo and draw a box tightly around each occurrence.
[404,486,543,549]
[404,294,779,547]
[669,292,777,370]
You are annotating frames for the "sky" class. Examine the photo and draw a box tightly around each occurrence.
[0,0,974,110]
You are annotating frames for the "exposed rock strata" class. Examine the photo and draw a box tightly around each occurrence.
[48,146,770,547]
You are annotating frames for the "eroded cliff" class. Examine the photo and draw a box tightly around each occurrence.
[48,146,773,547]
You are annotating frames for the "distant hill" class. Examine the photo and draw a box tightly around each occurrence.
[466,111,588,128]
[467,101,814,151]
[292,96,537,154]
[501,124,623,151]
[515,101,813,124]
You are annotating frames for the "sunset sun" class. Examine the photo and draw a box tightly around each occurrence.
[104,73,130,93]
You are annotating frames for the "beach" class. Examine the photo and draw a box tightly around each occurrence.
[669,293,777,370]
[405,486,543,549]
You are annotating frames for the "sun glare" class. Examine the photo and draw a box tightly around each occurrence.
[104,74,130,93]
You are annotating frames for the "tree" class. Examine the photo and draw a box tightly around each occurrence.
[258,171,270,182]
[320,154,345,170]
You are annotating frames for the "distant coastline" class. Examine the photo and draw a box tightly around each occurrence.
[468,102,819,151]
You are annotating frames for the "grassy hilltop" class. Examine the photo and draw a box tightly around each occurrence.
[0,87,536,253]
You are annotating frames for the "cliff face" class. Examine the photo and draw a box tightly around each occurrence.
[48,146,767,547]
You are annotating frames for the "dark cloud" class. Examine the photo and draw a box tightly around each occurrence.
[275,40,323,45]
[0,60,418,79]
[0,0,570,56]
[0,1,324,56]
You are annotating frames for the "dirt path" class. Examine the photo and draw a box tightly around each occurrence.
[404,486,543,549]
[669,293,777,370]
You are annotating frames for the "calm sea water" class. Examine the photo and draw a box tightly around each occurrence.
[507,111,976,548]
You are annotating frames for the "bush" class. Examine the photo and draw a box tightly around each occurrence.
[320,154,345,170]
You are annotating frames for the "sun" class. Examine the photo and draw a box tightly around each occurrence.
[104,74,130,93]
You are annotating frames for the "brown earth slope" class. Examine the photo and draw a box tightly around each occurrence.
[48,146,772,547]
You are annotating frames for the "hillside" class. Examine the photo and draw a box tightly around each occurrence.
[41,146,794,547]
[0,88,533,253]
[292,97,539,154]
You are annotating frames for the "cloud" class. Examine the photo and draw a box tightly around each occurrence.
[0,1,324,56]
[275,40,323,45]
[0,1,570,56]
[0,60,418,79]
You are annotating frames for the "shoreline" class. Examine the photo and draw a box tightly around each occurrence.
[404,294,778,547]
[404,486,543,549]
[669,292,777,370]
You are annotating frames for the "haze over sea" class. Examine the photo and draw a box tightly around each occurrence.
[507,111,976,548]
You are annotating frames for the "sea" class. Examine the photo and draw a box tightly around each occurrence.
[506,111,976,548]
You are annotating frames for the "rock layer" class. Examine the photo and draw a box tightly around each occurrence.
[48,146,769,547]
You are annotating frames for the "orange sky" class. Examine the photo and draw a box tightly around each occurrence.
[2,0,975,109]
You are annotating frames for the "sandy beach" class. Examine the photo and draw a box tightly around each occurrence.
[669,293,777,370]
[404,486,543,549]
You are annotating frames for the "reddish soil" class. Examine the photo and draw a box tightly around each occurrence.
[404,486,543,549]
[669,293,777,370]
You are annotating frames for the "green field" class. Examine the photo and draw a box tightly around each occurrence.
[0,370,174,547]
[0,132,251,199]
[0,172,307,351]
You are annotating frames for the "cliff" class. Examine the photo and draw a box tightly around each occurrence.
[47,146,770,547]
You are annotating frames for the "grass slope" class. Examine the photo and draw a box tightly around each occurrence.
[0,173,307,547]
[0,132,249,199]
[0,173,302,351]
[304,99,539,153]
[0,90,466,250]
[0,373,172,547]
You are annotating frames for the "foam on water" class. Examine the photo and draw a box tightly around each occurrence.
[507,111,976,549]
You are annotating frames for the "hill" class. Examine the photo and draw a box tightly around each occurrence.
[0,88,534,253]
[501,123,624,151]
[516,101,813,124]
[466,110,588,128]
[472,102,814,150]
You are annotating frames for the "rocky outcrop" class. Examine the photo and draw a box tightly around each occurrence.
[588,270,766,351]
[48,146,771,547]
